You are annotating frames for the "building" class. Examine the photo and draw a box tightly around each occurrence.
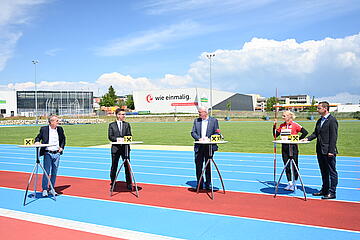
[17,91,93,116]
[275,95,316,111]
[336,104,360,112]
[133,88,255,113]
[213,93,254,111]
[0,90,93,117]
[280,95,311,105]
[250,94,267,112]
[0,91,17,117]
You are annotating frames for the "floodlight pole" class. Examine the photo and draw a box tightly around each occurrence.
[32,60,39,124]
[206,53,215,116]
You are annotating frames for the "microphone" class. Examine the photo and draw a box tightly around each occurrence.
[216,129,224,140]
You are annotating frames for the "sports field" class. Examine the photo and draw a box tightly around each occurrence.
[1,144,359,239]
[1,120,359,156]
[1,120,359,239]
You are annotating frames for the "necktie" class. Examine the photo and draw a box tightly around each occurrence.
[119,121,123,136]
[320,117,326,127]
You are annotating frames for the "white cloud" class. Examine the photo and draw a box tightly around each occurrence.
[4,32,360,101]
[0,32,22,71]
[0,0,45,26]
[4,71,186,96]
[5,72,159,96]
[95,72,158,95]
[318,92,360,104]
[0,0,48,71]
[95,20,217,56]
[185,33,360,97]
[160,74,193,87]
[7,81,96,92]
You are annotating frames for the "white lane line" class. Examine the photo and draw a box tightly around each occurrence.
[0,208,183,240]
[1,193,359,235]
[1,160,360,180]
[2,149,360,164]
[1,161,360,187]
[1,157,359,174]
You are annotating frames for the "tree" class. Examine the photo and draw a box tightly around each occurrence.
[226,100,232,111]
[100,86,117,107]
[266,97,277,112]
[309,96,317,112]
[125,95,134,110]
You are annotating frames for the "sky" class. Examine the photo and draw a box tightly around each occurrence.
[0,0,359,103]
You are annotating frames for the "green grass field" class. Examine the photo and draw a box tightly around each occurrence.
[1,120,359,156]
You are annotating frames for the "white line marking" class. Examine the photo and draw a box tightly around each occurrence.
[1,192,359,235]
[0,208,183,240]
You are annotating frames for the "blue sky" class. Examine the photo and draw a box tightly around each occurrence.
[0,0,359,103]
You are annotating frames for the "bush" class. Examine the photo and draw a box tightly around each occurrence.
[354,111,360,120]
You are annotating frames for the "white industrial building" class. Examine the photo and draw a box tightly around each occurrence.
[0,91,17,117]
[133,88,255,113]
[336,104,360,112]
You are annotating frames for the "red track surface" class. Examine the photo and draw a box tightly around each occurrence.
[1,170,359,232]
[0,216,125,240]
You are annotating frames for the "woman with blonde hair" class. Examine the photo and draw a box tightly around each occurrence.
[273,111,308,191]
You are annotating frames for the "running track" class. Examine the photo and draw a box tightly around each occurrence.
[0,144,359,239]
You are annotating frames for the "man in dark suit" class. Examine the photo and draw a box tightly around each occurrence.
[305,101,338,199]
[191,106,219,190]
[35,115,66,197]
[108,108,133,190]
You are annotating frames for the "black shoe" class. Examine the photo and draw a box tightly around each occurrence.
[322,193,336,200]
[205,184,212,190]
[312,191,326,196]
[127,184,133,190]
[197,184,203,190]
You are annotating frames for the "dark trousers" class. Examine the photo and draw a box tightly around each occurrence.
[195,145,213,187]
[110,147,131,185]
[317,152,338,195]
[281,144,299,181]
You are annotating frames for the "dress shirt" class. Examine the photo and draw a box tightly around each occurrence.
[47,126,59,151]
[320,113,330,127]
[201,118,209,139]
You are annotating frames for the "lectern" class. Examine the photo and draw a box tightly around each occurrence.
[110,141,143,197]
[194,140,228,200]
[18,144,57,205]
[273,140,309,200]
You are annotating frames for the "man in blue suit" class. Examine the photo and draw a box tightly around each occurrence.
[191,106,219,190]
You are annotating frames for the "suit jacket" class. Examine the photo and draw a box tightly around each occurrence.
[191,117,219,152]
[35,126,66,156]
[307,114,338,155]
[108,121,132,154]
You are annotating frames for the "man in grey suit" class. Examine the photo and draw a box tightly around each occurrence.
[35,115,66,197]
[191,106,219,190]
[305,101,338,199]
[108,108,133,190]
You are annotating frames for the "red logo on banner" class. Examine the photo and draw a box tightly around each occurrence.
[146,94,153,103]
